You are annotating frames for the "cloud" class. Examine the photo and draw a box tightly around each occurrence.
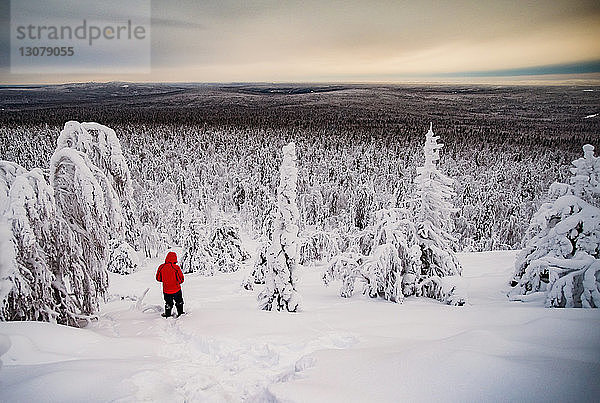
[3,0,600,83]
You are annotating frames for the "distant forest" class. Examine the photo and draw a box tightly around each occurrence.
[1,83,598,251]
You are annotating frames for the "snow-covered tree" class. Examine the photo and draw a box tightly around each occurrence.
[57,121,140,248]
[139,224,167,259]
[1,132,132,326]
[362,244,404,302]
[299,227,340,266]
[242,239,268,290]
[107,241,140,275]
[182,214,250,275]
[206,220,250,272]
[0,161,27,211]
[354,184,374,230]
[414,123,462,278]
[323,251,363,298]
[510,145,600,308]
[0,166,60,323]
[170,201,190,247]
[243,206,276,290]
[324,209,422,303]
[181,216,216,275]
[570,144,600,205]
[50,148,124,317]
[258,143,302,312]
[322,125,466,305]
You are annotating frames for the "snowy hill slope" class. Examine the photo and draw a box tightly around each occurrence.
[1,250,599,402]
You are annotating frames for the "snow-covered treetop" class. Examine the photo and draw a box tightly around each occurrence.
[57,121,133,198]
[570,144,600,205]
[56,121,139,247]
[50,147,124,240]
[422,122,443,167]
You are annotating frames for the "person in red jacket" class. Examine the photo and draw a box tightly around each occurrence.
[156,251,185,317]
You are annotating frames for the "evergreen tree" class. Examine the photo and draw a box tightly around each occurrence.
[107,241,139,275]
[1,136,135,325]
[414,123,462,278]
[182,213,249,275]
[57,121,140,249]
[322,125,466,305]
[50,148,124,318]
[0,166,61,323]
[322,251,363,298]
[258,143,302,312]
[570,144,600,205]
[206,219,250,272]
[510,144,600,308]
[299,227,340,266]
[181,216,215,275]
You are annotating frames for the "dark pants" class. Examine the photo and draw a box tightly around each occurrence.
[163,290,184,315]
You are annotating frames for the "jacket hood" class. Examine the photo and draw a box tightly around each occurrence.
[165,251,178,264]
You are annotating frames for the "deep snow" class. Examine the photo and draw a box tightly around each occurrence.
[1,250,599,402]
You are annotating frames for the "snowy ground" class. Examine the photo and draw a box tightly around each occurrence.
[1,250,599,402]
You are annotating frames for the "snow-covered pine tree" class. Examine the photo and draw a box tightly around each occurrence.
[171,201,189,247]
[366,209,422,302]
[321,126,466,305]
[0,165,62,323]
[243,206,277,290]
[106,241,139,275]
[354,184,374,230]
[0,221,16,318]
[206,219,250,273]
[57,121,140,249]
[140,224,169,259]
[50,147,124,317]
[510,144,600,308]
[0,161,27,210]
[323,208,422,302]
[414,123,462,279]
[258,142,302,312]
[181,216,216,275]
[182,211,250,275]
[570,144,600,205]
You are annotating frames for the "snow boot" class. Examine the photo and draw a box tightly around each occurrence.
[176,303,184,316]
[161,304,172,318]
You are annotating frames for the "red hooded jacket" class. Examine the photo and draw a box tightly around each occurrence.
[156,252,184,294]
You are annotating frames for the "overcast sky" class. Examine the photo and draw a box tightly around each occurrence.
[2,0,600,83]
